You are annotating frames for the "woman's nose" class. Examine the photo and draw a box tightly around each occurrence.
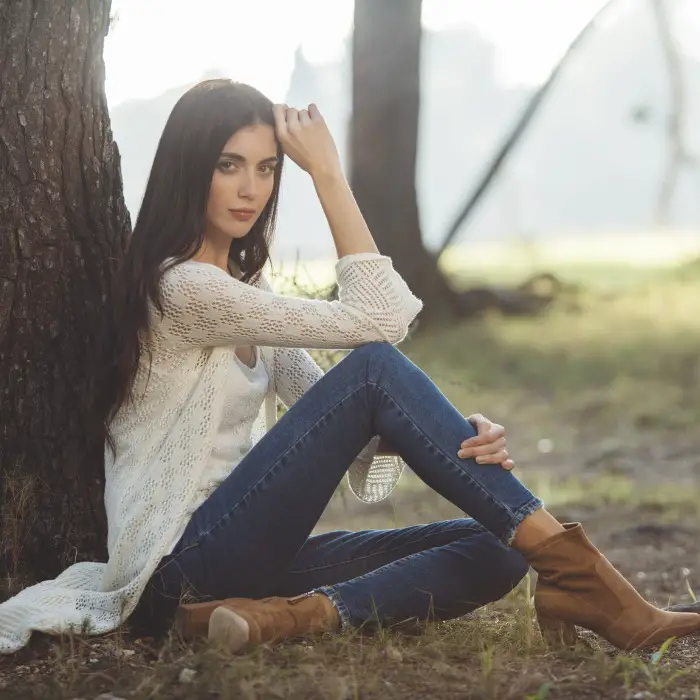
[238,170,258,200]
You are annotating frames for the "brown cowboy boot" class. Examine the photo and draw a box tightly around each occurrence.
[207,591,340,652]
[528,523,700,650]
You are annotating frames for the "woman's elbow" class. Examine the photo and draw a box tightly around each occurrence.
[382,317,413,344]
[387,299,422,343]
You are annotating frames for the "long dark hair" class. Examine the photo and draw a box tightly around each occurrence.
[98,79,284,453]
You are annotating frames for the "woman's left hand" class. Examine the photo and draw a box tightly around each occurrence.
[458,414,514,471]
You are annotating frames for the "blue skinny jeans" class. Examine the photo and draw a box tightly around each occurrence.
[133,343,539,634]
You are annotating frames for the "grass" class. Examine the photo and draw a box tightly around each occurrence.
[3,245,700,698]
[3,586,699,699]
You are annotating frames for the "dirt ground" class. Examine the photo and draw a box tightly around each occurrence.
[1,498,699,700]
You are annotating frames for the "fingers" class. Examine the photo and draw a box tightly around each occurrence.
[285,107,300,133]
[458,441,511,463]
[462,425,505,448]
[457,446,514,469]
[458,413,513,467]
[273,103,288,139]
[299,108,311,126]
[463,414,504,447]
[460,436,506,457]
[473,449,510,465]
[308,103,323,121]
[274,103,318,131]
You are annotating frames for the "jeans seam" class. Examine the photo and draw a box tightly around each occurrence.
[373,383,522,535]
[286,522,486,575]
[194,383,370,543]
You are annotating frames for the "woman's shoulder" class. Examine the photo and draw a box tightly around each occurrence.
[161,256,229,278]
[159,257,235,296]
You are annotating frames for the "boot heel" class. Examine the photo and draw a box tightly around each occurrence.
[175,601,221,639]
[537,614,578,647]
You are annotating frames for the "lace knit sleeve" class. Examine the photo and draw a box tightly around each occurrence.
[270,348,322,407]
[157,254,422,349]
[250,273,325,407]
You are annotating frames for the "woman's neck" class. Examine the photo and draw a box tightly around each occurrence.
[192,239,230,273]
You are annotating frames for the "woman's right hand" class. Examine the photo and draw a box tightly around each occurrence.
[273,103,342,180]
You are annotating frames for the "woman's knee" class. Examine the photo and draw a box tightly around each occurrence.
[345,342,405,381]
[350,341,400,362]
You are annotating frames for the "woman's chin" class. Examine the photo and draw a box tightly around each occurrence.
[227,225,254,240]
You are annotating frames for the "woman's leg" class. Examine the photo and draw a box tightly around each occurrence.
[136,342,539,634]
[139,343,700,651]
[269,519,529,630]
[154,342,540,602]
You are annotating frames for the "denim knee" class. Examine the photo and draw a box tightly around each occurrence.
[345,341,404,382]
[349,341,400,362]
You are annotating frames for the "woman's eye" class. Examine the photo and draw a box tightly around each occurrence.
[218,160,236,171]
[259,164,275,175]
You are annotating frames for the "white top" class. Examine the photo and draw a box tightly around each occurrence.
[165,346,269,554]
[0,253,422,654]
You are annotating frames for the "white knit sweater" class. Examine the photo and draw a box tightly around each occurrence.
[0,253,422,654]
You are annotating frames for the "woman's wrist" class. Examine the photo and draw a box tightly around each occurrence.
[311,160,380,257]
[310,161,345,188]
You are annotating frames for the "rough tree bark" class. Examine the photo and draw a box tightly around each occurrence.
[350,0,464,321]
[0,1,130,586]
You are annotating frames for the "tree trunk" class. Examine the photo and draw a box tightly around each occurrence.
[350,0,463,321]
[0,1,130,587]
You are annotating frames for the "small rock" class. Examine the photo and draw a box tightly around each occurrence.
[631,692,652,700]
[118,649,136,658]
[178,668,197,684]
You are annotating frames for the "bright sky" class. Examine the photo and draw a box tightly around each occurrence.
[104,0,700,108]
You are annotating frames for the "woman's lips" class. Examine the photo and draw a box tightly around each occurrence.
[229,209,255,222]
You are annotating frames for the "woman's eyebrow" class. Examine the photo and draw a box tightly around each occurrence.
[219,152,279,165]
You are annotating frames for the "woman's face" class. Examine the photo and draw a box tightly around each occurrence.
[205,123,279,242]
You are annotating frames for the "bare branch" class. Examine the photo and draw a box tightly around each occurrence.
[650,0,689,225]
[437,0,624,258]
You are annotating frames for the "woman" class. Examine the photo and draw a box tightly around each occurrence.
[0,80,697,655]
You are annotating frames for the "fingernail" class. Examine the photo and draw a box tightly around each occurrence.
[457,450,465,459]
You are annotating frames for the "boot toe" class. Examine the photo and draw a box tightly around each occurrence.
[625,611,700,650]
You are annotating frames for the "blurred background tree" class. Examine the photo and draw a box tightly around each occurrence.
[351,0,466,319]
